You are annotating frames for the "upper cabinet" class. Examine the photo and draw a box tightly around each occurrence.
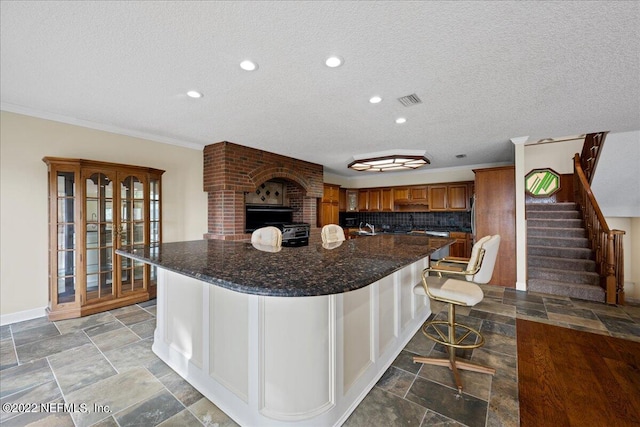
[346,189,359,212]
[322,184,340,203]
[393,185,429,206]
[428,183,470,212]
[381,188,394,211]
[326,181,472,214]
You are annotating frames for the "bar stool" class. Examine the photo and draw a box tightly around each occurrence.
[251,226,282,248]
[413,235,500,393]
[321,224,346,244]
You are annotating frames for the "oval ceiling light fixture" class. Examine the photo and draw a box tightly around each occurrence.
[325,55,343,68]
[395,117,407,124]
[240,60,258,71]
[369,96,382,104]
[186,90,203,98]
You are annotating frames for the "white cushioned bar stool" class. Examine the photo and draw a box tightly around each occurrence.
[321,224,346,244]
[413,235,500,394]
[251,226,282,248]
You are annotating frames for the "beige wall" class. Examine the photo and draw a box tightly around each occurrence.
[524,139,584,174]
[632,218,640,301]
[607,217,640,302]
[0,112,207,320]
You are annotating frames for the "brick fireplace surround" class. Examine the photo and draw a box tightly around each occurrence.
[203,141,324,240]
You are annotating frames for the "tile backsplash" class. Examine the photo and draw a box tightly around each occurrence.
[339,211,471,231]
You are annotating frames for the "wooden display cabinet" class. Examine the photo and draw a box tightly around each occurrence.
[43,157,164,320]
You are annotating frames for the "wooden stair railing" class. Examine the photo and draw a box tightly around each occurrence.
[580,131,608,184]
[573,152,625,304]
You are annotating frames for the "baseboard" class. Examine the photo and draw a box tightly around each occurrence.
[0,307,47,326]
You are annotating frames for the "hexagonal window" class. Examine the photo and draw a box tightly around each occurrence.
[525,168,561,197]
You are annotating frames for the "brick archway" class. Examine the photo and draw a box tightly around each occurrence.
[203,141,323,240]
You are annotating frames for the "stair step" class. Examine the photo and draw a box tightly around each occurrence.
[527,210,582,220]
[527,218,583,228]
[527,226,586,238]
[528,255,596,272]
[528,266,600,286]
[526,202,578,211]
[528,236,590,248]
[527,245,594,260]
[527,279,604,303]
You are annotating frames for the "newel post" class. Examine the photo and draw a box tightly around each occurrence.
[605,231,617,305]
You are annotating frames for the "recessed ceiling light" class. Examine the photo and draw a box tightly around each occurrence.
[325,56,343,68]
[456,154,467,159]
[186,90,203,98]
[369,96,382,104]
[395,117,407,124]
[240,60,258,71]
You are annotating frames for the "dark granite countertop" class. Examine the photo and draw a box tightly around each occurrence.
[116,235,453,297]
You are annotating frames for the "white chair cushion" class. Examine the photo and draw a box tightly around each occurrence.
[321,224,346,244]
[414,276,484,306]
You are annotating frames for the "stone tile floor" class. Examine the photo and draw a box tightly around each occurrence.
[1,287,639,426]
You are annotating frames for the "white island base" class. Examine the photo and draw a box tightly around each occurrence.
[153,257,431,426]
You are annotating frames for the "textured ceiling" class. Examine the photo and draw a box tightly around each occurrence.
[1,1,639,177]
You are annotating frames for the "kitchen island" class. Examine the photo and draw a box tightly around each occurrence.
[117,234,453,426]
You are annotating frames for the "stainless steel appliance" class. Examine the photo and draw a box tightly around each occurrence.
[424,230,450,260]
[273,222,310,247]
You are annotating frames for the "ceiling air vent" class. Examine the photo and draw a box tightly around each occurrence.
[397,93,422,107]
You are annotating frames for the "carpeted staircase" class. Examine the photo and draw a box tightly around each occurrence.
[527,202,604,302]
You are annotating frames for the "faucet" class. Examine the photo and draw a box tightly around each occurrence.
[365,223,375,234]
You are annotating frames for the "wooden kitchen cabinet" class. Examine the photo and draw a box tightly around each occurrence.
[409,186,428,202]
[358,189,369,211]
[368,189,381,211]
[448,184,469,210]
[428,185,448,211]
[322,184,340,203]
[449,232,470,258]
[339,188,347,211]
[43,157,164,320]
[393,187,410,203]
[428,183,469,211]
[393,186,428,208]
[318,184,340,226]
[381,188,394,211]
[473,166,516,287]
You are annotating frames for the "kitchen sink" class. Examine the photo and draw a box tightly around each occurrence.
[353,230,378,236]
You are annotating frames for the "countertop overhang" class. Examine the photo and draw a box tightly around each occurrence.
[116,235,454,297]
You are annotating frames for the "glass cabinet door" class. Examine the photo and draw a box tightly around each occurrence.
[54,170,78,306]
[149,177,161,286]
[84,171,116,303]
[119,174,147,294]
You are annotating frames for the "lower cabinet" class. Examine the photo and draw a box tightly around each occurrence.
[449,232,471,258]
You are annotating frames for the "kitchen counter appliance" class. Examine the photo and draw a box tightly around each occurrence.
[270,222,310,247]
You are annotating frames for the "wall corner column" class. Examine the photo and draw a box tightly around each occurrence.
[511,136,529,291]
